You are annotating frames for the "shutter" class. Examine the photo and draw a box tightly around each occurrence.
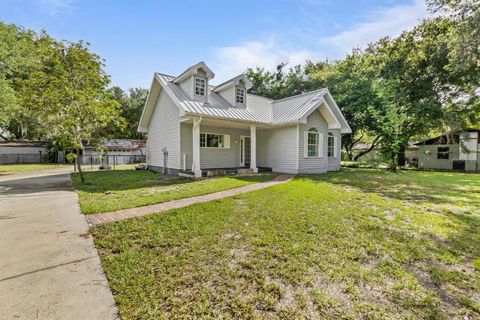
[334,136,338,158]
[224,135,230,149]
[318,133,324,157]
[304,131,308,157]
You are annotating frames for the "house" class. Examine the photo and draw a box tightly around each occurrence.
[416,129,479,171]
[138,62,351,177]
[82,139,146,165]
[0,140,50,164]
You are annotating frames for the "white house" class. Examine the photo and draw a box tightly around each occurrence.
[138,62,351,177]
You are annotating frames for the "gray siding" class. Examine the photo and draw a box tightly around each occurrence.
[327,129,341,171]
[180,124,249,169]
[147,89,181,169]
[418,144,459,170]
[418,144,480,171]
[257,125,298,174]
[180,123,193,170]
[178,76,193,98]
[298,110,329,174]
[0,146,48,155]
[217,86,235,106]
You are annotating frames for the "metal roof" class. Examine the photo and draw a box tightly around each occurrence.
[0,140,49,148]
[157,73,338,125]
[157,73,271,124]
[139,66,351,133]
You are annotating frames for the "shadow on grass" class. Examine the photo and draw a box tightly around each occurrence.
[305,168,480,208]
[72,169,276,194]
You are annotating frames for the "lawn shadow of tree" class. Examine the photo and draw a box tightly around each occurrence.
[305,168,480,209]
[72,169,276,193]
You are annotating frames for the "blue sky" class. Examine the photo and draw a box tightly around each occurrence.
[1,0,429,89]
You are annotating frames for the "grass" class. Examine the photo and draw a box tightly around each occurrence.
[72,169,277,214]
[92,169,480,319]
[0,163,70,175]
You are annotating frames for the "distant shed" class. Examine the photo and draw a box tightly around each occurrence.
[0,140,50,164]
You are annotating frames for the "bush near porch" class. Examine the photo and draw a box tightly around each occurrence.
[92,169,480,319]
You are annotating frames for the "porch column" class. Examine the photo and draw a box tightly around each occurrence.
[250,125,258,173]
[192,117,202,177]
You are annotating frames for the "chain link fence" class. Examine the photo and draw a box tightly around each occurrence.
[74,154,146,170]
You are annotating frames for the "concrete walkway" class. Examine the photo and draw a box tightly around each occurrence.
[0,168,118,320]
[87,174,295,226]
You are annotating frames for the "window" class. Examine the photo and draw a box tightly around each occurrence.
[195,77,206,96]
[200,133,229,149]
[328,132,335,157]
[236,87,245,104]
[437,147,449,159]
[307,128,319,157]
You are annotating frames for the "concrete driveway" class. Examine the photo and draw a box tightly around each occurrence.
[0,168,118,319]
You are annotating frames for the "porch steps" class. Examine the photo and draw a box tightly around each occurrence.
[237,168,254,175]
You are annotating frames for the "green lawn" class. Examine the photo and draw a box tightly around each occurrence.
[72,169,277,214]
[0,163,70,175]
[92,169,480,319]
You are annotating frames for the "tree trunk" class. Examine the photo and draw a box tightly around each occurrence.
[387,151,398,172]
[353,136,381,161]
[345,145,353,161]
[397,144,406,167]
[76,148,85,183]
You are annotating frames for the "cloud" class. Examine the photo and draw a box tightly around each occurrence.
[319,0,429,56]
[211,37,317,83]
[211,0,430,81]
[39,0,75,16]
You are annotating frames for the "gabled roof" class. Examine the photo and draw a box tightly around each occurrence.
[213,74,253,92]
[138,63,352,134]
[173,61,214,84]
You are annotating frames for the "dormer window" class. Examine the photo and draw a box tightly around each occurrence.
[236,87,245,104]
[195,77,206,96]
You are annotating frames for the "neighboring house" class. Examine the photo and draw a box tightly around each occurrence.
[82,139,146,165]
[351,143,418,165]
[416,129,480,171]
[138,62,351,177]
[0,140,51,164]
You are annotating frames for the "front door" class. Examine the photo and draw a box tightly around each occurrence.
[240,136,251,167]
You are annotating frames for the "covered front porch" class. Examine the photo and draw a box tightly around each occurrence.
[180,117,265,178]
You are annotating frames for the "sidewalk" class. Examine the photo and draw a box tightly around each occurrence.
[87,174,294,226]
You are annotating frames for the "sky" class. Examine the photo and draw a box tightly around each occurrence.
[0,0,430,89]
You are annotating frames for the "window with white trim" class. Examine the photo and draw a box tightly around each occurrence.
[195,77,206,96]
[200,133,230,149]
[236,87,245,104]
[328,132,335,157]
[307,128,319,157]
[437,147,449,160]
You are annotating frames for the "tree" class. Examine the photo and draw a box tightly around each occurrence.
[306,54,384,161]
[426,1,480,132]
[0,21,44,140]
[107,86,148,139]
[30,37,123,182]
[246,63,315,100]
